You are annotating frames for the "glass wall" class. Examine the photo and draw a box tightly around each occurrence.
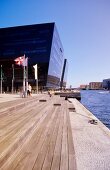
[0,23,54,91]
[103,79,110,90]
[47,24,64,88]
[0,23,66,91]
[0,23,53,63]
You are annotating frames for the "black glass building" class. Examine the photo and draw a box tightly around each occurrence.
[0,23,67,92]
[103,79,110,90]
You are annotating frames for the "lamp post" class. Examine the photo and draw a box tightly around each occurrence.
[12,64,14,94]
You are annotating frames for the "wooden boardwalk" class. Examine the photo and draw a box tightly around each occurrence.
[0,95,77,170]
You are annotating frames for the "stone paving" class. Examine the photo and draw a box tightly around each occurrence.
[69,98,110,170]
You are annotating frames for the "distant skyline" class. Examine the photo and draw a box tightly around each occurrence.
[0,0,110,87]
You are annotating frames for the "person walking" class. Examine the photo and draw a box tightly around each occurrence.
[27,84,32,96]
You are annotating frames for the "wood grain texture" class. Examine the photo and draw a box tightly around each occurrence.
[0,95,77,170]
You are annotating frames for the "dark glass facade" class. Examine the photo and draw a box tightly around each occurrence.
[103,79,110,90]
[0,23,67,92]
[60,59,68,88]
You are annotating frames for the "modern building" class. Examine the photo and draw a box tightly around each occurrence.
[89,82,102,90]
[0,23,67,92]
[102,79,110,90]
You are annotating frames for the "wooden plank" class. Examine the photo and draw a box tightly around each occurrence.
[0,96,77,170]
[50,100,64,170]
[13,107,57,170]
[1,97,59,169]
[0,109,46,168]
[41,107,61,170]
[32,107,59,170]
[0,98,54,169]
[0,96,39,111]
[0,100,48,146]
[60,101,68,170]
[0,97,47,138]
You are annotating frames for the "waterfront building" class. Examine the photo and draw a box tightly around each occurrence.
[102,79,110,90]
[0,23,67,92]
[80,84,88,90]
[89,82,102,90]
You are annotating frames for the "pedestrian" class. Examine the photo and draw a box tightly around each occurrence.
[27,84,32,96]
[48,90,52,97]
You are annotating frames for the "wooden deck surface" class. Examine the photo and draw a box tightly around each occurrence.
[0,95,77,170]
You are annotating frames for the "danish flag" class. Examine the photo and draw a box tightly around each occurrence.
[14,56,24,66]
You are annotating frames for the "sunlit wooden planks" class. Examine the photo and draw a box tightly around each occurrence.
[0,95,52,169]
[0,95,77,170]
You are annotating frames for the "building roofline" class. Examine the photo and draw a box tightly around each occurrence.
[0,22,55,30]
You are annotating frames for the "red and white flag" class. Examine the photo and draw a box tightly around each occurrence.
[14,56,24,66]
[22,57,28,66]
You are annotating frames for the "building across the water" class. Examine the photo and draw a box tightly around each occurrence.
[80,84,89,90]
[0,23,68,92]
[89,82,103,90]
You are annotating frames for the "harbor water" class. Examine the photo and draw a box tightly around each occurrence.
[81,90,110,129]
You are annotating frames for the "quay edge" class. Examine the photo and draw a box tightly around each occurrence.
[54,91,81,100]
[68,98,110,170]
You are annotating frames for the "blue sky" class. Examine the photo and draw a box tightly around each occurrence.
[0,0,110,87]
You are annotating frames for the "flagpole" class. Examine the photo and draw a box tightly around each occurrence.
[36,79,38,94]
[36,68,38,94]
[23,54,26,97]
[37,65,38,94]
[1,65,2,94]
[12,64,14,94]
[35,65,38,94]
[26,57,28,97]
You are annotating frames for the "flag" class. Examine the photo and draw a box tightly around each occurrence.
[14,56,24,66]
[23,57,28,66]
[33,64,38,79]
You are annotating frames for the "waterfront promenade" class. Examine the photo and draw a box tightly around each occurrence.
[0,93,38,103]
[0,93,110,170]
